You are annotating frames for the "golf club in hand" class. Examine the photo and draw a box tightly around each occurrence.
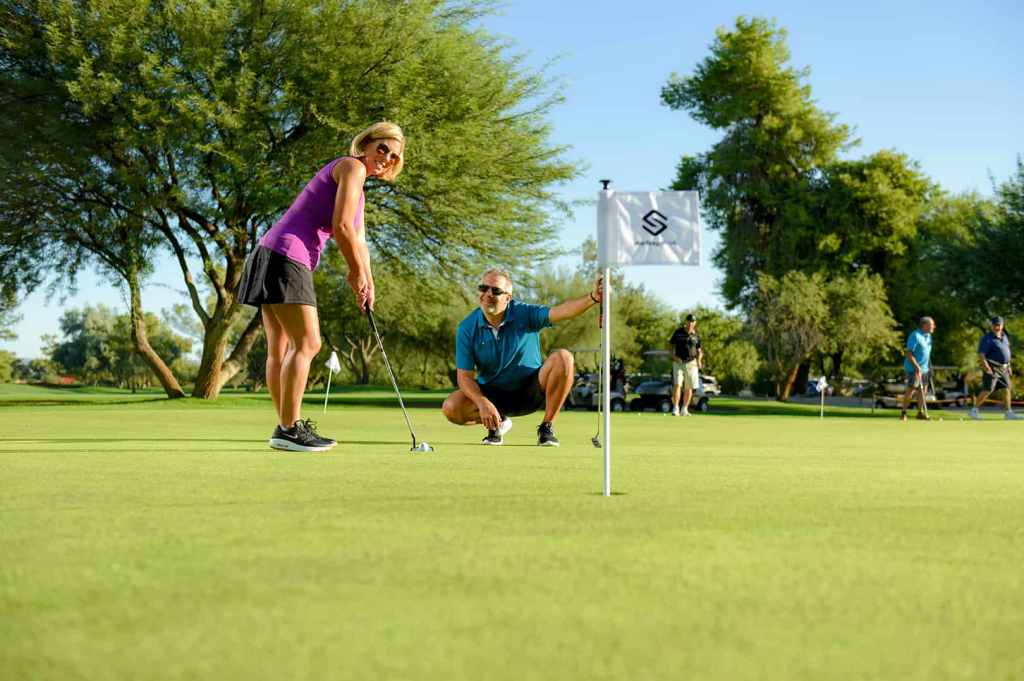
[366,305,434,452]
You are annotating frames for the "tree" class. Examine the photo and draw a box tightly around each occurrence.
[819,271,901,379]
[953,159,1024,318]
[0,290,19,342]
[688,306,760,394]
[0,350,13,382]
[2,0,576,398]
[814,151,935,276]
[45,305,191,387]
[662,16,852,307]
[748,271,828,400]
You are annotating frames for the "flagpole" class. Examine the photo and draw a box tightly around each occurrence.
[599,179,613,497]
[602,263,611,497]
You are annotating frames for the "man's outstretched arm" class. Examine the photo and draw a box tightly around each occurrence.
[548,275,603,324]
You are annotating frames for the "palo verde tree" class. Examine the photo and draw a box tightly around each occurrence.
[1,0,575,398]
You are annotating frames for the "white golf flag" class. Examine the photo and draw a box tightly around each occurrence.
[323,351,342,414]
[816,376,828,392]
[326,351,342,375]
[597,190,701,266]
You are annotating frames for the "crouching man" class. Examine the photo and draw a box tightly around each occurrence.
[442,268,602,446]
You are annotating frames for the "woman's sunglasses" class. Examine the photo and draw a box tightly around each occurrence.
[374,142,402,163]
[477,284,508,297]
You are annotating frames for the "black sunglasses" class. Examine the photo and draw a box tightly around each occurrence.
[374,141,401,163]
[477,284,508,297]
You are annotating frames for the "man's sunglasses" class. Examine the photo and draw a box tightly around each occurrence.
[374,141,401,163]
[477,284,508,297]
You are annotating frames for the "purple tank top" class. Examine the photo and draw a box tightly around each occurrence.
[259,157,364,271]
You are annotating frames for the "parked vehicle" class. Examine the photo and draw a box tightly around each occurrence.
[700,374,721,396]
[628,376,711,413]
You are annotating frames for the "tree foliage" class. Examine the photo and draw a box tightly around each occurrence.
[748,271,828,400]
[686,306,760,394]
[662,16,852,305]
[1,0,576,398]
[44,304,191,388]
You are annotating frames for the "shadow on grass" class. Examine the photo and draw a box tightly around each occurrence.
[5,438,260,444]
[700,398,898,419]
[0,398,170,408]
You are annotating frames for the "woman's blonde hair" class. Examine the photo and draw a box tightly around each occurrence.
[350,121,405,181]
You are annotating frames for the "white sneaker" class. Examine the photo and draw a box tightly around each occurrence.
[681,409,691,417]
[671,407,680,417]
[968,407,982,420]
[1006,411,1023,420]
[498,418,513,435]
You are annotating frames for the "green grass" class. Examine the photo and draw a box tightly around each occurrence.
[1,383,1022,680]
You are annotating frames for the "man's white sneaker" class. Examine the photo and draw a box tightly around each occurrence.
[967,407,982,420]
[498,417,513,436]
[681,409,691,417]
[671,408,680,417]
[482,418,514,445]
[1006,411,1023,420]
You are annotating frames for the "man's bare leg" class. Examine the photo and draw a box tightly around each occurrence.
[538,349,574,423]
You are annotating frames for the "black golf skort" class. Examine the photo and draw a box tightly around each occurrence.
[479,369,546,418]
[237,246,317,307]
[983,364,1013,393]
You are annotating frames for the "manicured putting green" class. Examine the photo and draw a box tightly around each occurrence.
[1,385,1021,680]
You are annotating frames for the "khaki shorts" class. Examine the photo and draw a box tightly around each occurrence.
[673,360,700,390]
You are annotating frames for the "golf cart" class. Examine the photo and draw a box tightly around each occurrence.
[871,366,967,409]
[567,348,627,411]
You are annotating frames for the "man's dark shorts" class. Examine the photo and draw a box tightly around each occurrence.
[983,365,1013,393]
[479,369,546,418]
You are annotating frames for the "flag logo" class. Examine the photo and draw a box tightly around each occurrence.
[641,209,669,236]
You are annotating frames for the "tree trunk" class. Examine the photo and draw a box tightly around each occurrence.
[792,362,810,396]
[126,276,185,399]
[213,310,263,394]
[829,351,843,381]
[777,363,801,401]
[192,312,236,398]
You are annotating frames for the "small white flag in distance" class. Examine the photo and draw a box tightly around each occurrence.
[326,351,341,374]
[598,190,700,266]
[816,376,828,392]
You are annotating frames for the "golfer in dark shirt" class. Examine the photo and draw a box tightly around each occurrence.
[442,268,604,446]
[969,316,1020,420]
[668,313,703,416]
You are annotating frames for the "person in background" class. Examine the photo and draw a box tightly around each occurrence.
[669,313,703,417]
[969,316,1021,420]
[900,316,935,422]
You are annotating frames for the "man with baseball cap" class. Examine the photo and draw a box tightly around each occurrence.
[668,313,703,417]
[969,316,1021,420]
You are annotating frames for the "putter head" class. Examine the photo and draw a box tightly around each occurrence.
[591,437,601,448]
[411,441,434,453]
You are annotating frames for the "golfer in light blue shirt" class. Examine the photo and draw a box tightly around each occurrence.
[900,316,935,421]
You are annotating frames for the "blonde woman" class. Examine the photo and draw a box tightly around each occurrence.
[238,122,405,451]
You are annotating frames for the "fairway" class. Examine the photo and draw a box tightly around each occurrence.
[2,387,1022,681]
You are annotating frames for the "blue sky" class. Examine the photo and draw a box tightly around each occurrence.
[4,0,1022,358]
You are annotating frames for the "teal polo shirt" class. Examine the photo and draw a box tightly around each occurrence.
[903,329,932,373]
[455,300,552,389]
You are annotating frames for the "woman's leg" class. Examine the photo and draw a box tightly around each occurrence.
[261,305,290,426]
[266,303,321,427]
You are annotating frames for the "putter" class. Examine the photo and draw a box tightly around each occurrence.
[365,306,434,453]
[919,374,930,420]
